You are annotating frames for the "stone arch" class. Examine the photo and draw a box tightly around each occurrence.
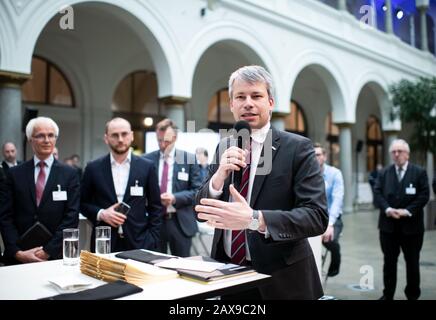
[287,50,349,122]
[184,21,283,105]
[12,0,182,97]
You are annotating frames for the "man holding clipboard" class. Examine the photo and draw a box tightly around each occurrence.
[0,117,80,264]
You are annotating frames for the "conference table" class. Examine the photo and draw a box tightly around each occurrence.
[0,256,271,300]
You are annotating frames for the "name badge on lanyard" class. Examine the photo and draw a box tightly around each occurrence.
[130,180,144,196]
[405,184,416,195]
[178,167,189,181]
[52,184,67,201]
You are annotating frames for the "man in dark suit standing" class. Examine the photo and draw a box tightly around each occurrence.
[195,147,209,183]
[374,139,429,300]
[144,119,202,257]
[81,118,162,252]
[195,65,328,299]
[1,142,22,174]
[0,117,80,264]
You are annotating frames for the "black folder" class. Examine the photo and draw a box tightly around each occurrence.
[115,249,175,264]
[40,280,143,300]
[17,222,53,250]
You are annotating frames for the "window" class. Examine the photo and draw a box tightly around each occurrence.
[326,112,340,167]
[366,115,383,172]
[112,71,158,115]
[207,88,234,131]
[22,56,74,107]
[112,71,160,154]
[285,100,307,136]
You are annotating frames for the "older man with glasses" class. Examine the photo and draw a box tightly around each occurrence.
[374,139,430,300]
[0,117,80,265]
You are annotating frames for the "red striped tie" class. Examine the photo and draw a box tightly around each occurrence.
[36,161,46,206]
[231,141,251,265]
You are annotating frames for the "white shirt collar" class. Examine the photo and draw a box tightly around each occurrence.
[5,161,17,167]
[160,146,176,160]
[251,122,271,144]
[34,154,54,167]
[110,149,131,165]
[395,161,408,172]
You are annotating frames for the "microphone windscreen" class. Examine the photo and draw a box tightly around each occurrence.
[233,120,251,135]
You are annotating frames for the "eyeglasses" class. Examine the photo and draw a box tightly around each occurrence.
[32,133,57,141]
[390,149,406,154]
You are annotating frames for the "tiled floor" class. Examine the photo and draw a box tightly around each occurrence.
[321,209,436,300]
[191,208,436,300]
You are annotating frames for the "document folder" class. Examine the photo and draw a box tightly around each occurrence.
[115,249,174,264]
[177,265,255,283]
[18,222,53,250]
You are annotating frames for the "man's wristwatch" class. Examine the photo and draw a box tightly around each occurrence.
[248,210,260,231]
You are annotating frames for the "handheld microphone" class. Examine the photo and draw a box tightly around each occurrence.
[231,120,251,190]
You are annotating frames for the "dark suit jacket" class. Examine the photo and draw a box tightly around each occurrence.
[0,159,80,260]
[1,160,23,174]
[196,127,328,299]
[374,163,429,234]
[0,166,5,185]
[80,154,162,251]
[144,149,202,237]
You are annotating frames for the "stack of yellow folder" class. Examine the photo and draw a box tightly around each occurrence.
[80,251,178,286]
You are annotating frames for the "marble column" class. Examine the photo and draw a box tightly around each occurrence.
[337,123,353,214]
[384,130,399,165]
[0,71,30,161]
[271,111,287,132]
[384,0,393,35]
[418,5,429,51]
[338,0,347,11]
[160,96,188,131]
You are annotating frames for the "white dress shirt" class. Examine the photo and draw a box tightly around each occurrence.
[209,122,271,260]
[110,151,131,204]
[5,161,18,168]
[97,151,131,221]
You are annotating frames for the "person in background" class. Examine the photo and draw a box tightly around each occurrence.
[369,163,383,209]
[195,65,328,299]
[0,117,80,264]
[374,139,429,300]
[1,142,22,174]
[80,117,162,252]
[52,147,59,160]
[314,142,344,277]
[195,147,209,182]
[70,154,83,177]
[144,119,202,257]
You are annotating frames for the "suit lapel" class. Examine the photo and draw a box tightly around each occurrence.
[102,155,118,203]
[172,149,182,192]
[250,128,280,207]
[26,160,37,207]
[122,155,136,202]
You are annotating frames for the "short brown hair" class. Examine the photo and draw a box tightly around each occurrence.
[156,118,178,134]
[313,142,326,155]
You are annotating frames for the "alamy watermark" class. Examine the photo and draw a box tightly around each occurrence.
[163,121,273,176]
[59,5,74,30]
[359,5,377,30]
[359,265,374,290]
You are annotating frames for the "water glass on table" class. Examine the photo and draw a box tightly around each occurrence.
[95,226,111,254]
[63,228,79,265]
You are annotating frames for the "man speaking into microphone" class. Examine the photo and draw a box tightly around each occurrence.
[195,65,328,300]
